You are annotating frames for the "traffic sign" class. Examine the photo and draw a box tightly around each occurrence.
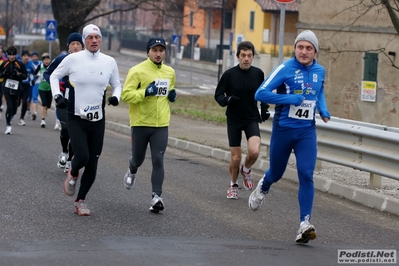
[187,34,200,45]
[171,34,181,53]
[274,0,296,3]
[45,20,57,41]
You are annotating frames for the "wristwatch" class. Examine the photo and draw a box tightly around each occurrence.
[54,94,62,100]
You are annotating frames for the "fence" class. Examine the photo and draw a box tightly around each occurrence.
[259,113,399,187]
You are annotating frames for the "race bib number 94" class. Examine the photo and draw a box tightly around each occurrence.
[288,100,315,120]
[155,79,170,96]
[80,103,103,122]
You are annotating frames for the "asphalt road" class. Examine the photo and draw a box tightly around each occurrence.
[0,109,398,266]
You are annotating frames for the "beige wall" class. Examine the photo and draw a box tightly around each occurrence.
[298,0,399,127]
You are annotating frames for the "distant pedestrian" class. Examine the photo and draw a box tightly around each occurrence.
[0,46,28,134]
[33,53,52,128]
[214,41,270,199]
[121,37,177,213]
[27,51,42,120]
[249,30,331,244]
[50,24,122,216]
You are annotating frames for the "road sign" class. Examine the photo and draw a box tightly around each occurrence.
[274,0,296,3]
[186,34,200,45]
[45,20,57,41]
[172,34,181,53]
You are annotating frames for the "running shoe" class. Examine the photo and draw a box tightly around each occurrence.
[64,168,78,196]
[248,176,268,211]
[227,184,239,199]
[149,193,164,213]
[124,169,136,190]
[32,112,37,120]
[74,199,91,216]
[295,221,317,243]
[4,126,12,135]
[40,120,46,128]
[64,161,71,173]
[54,120,61,130]
[57,152,68,168]
[240,165,254,190]
[18,119,26,126]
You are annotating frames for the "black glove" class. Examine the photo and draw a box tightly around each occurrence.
[261,103,270,122]
[225,95,240,105]
[54,94,68,109]
[145,82,158,97]
[31,79,36,86]
[168,90,177,102]
[108,96,119,106]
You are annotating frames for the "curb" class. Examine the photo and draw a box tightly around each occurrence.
[106,120,399,216]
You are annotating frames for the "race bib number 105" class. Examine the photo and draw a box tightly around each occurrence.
[288,100,315,120]
[80,103,103,122]
[154,79,170,96]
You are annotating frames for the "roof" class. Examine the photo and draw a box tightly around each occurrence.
[196,0,236,9]
[255,0,299,12]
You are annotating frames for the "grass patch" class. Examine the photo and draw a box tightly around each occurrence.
[170,94,226,124]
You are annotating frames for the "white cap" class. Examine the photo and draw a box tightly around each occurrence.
[82,24,102,42]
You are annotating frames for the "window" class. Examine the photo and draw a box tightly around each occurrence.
[190,10,194,27]
[250,11,255,31]
[363,53,378,81]
[224,12,232,29]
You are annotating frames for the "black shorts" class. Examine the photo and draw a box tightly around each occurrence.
[227,121,260,147]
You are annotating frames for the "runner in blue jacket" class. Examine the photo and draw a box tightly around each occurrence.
[249,30,331,244]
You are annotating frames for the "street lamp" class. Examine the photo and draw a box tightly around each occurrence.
[217,0,226,81]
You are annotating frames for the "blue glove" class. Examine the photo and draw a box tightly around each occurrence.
[145,82,158,97]
[168,90,177,102]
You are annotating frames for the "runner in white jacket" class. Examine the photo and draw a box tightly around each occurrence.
[50,24,122,216]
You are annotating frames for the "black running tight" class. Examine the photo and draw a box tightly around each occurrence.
[67,114,105,200]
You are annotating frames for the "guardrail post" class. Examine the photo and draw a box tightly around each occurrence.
[369,173,382,188]
[315,159,323,172]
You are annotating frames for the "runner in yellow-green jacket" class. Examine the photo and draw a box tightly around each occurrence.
[121,37,177,213]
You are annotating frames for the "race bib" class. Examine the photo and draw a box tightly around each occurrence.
[154,79,170,96]
[5,79,19,90]
[80,103,103,122]
[288,100,315,120]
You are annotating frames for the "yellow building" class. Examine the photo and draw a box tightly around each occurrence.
[234,0,298,56]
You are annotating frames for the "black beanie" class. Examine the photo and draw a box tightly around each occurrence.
[67,32,84,47]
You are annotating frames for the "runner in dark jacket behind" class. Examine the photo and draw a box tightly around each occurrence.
[44,32,84,173]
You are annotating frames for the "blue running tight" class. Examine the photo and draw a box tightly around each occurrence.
[262,124,317,222]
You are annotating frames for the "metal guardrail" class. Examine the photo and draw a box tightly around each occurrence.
[259,112,399,183]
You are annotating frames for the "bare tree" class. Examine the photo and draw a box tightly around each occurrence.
[51,0,186,51]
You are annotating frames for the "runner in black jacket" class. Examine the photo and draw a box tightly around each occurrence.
[214,41,270,199]
[0,46,28,134]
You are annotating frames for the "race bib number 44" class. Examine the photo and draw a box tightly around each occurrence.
[5,79,19,90]
[154,79,170,96]
[288,100,315,120]
[80,103,103,122]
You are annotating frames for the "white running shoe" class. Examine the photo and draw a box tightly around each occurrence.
[40,120,46,128]
[54,120,61,130]
[248,176,268,211]
[124,169,136,190]
[57,152,68,168]
[240,165,254,190]
[74,200,91,216]
[227,184,239,199]
[4,126,12,135]
[19,118,26,126]
[295,220,317,243]
[149,193,164,213]
[64,161,71,173]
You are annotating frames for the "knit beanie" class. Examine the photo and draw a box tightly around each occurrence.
[294,30,318,52]
[42,52,50,60]
[82,24,102,43]
[67,32,84,47]
[21,50,30,57]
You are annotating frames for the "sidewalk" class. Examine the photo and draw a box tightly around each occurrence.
[105,104,399,216]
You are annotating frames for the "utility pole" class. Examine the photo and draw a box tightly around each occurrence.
[217,0,226,81]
